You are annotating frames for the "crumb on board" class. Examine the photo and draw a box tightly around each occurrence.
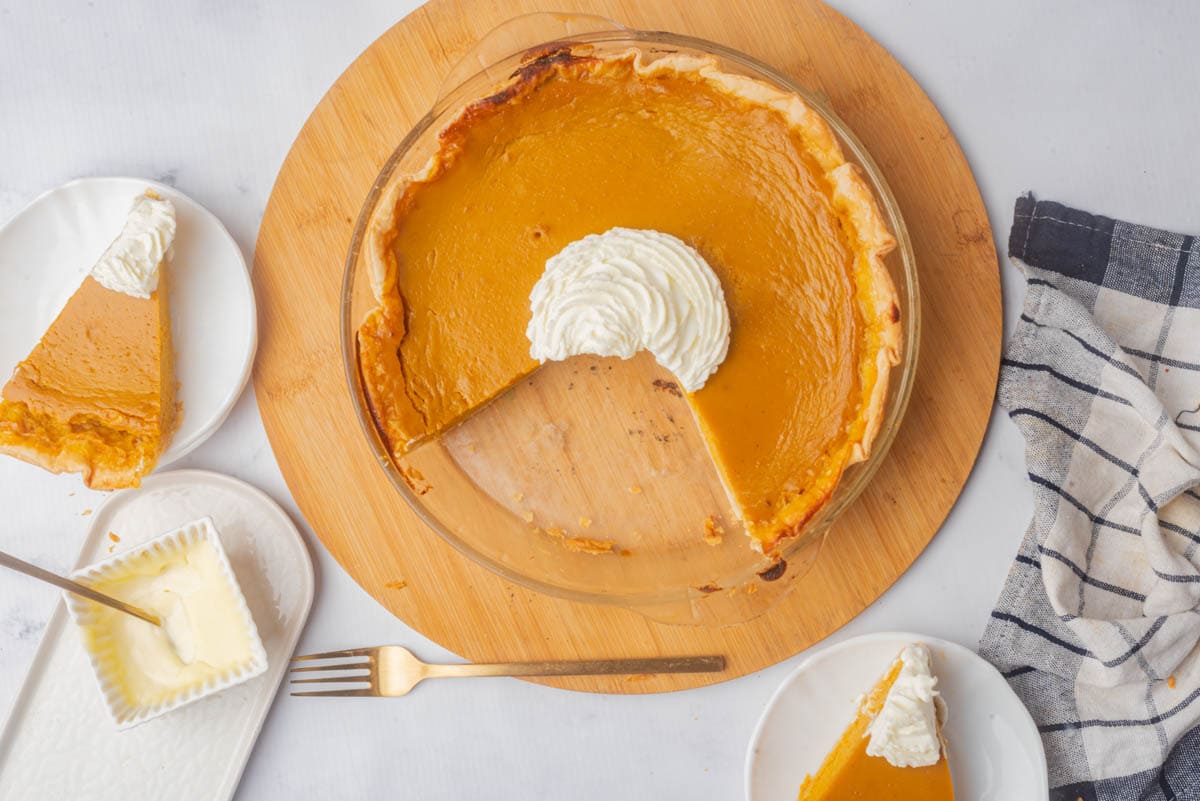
[401,465,431,495]
[523,510,534,523]
[625,674,651,682]
[512,492,524,502]
[107,544,115,554]
[562,536,615,555]
[746,583,758,595]
[579,516,592,528]
[628,485,642,494]
[702,515,724,546]
[81,509,92,516]
[546,527,566,539]
[108,532,120,543]
[385,580,408,591]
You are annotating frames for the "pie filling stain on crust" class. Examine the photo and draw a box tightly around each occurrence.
[0,191,179,489]
[357,46,901,554]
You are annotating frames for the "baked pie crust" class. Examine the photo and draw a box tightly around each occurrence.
[357,46,900,553]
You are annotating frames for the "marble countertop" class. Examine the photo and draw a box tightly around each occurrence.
[1,2,1197,798]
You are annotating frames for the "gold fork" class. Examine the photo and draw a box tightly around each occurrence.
[290,646,726,697]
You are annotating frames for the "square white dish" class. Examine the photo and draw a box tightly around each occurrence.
[66,516,268,729]
[0,470,314,801]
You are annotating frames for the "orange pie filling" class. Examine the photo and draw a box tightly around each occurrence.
[358,48,900,553]
[0,273,176,490]
[798,645,955,801]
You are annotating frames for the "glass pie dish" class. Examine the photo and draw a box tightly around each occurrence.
[341,14,919,626]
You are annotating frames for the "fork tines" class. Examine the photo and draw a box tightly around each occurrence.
[289,647,375,697]
[290,647,374,662]
[290,687,375,698]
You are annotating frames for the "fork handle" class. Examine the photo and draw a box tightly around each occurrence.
[422,655,725,679]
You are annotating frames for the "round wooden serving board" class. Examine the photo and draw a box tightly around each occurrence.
[253,0,1001,693]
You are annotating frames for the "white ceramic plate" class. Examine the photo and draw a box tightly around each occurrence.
[0,176,256,466]
[746,631,1048,801]
[0,470,314,801]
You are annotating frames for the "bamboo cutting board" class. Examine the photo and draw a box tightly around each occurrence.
[253,0,1001,692]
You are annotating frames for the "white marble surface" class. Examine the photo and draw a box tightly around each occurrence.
[0,2,1197,798]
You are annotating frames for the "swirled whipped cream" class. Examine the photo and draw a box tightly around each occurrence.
[91,191,176,299]
[865,643,944,768]
[526,228,730,392]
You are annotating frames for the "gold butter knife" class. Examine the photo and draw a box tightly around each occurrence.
[0,549,160,626]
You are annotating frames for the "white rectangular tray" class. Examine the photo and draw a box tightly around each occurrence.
[0,470,314,801]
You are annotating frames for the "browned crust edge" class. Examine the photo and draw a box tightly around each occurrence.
[0,393,161,489]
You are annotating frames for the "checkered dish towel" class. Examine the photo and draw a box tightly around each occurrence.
[979,196,1200,800]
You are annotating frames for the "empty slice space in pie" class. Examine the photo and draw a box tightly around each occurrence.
[356,46,901,554]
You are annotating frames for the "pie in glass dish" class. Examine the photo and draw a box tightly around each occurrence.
[356,46,901,554]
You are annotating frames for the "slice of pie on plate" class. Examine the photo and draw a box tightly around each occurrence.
[357,45,902,554]
[797,643,955,800]
[0,191,178,489]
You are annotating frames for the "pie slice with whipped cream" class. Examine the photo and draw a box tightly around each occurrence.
[797,643,955,800]
[0,191,178,489]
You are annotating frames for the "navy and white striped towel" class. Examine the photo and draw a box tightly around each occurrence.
[979,195,1200,800]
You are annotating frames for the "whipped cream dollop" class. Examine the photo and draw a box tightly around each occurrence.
[90,192,176,299]
[526,228,730,392]
[865,643,944,768]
